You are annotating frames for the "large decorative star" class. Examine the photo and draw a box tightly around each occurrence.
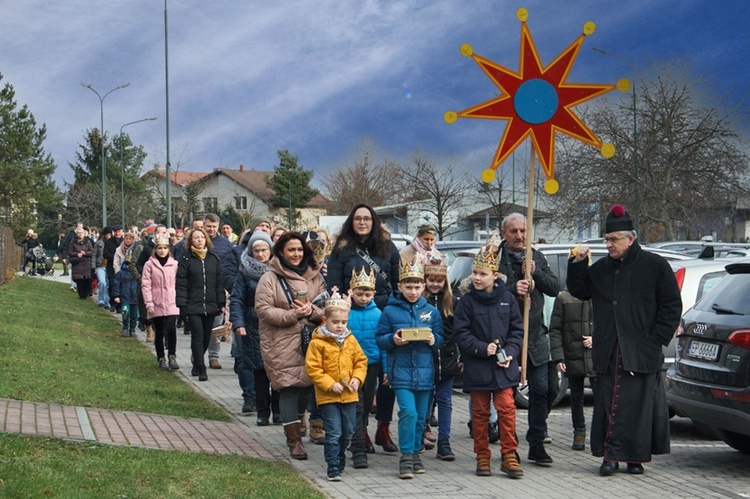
[445,8,622,194]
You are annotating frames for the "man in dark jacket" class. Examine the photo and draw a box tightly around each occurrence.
[498,213,560,465]
[567,205,682,476]
[203,213,233,369]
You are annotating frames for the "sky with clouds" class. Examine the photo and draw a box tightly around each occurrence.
[1,0,748,190]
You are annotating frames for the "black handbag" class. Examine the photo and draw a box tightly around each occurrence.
[277,275,312,355]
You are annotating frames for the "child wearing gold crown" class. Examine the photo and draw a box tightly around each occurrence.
[346,266,382,469]
[376,257,443,479]
[305,289,368,482]
[454,245,524,479]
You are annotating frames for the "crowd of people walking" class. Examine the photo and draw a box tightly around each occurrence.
[40,201,679,482]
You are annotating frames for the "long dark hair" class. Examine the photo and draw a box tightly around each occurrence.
[272,231,318,270]
[332,203,391,259]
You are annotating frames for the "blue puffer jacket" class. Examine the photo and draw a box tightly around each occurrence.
[376,292,443,391]
[349,300,383,365]
[112,264,139,305]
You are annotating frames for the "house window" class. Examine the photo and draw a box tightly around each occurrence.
[203,197,218,212]
[235,196,247,210]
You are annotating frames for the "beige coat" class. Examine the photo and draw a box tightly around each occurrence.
[255,258,327,391]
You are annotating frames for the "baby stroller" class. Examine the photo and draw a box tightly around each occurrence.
[26,247,54,276]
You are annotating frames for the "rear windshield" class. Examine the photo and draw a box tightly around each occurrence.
[694,272,750,315]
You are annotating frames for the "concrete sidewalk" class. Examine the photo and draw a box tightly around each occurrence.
[4,272,743,498]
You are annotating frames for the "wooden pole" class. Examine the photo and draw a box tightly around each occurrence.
[521,148,536,385]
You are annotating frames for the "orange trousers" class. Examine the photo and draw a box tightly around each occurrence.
[470,388,518,458]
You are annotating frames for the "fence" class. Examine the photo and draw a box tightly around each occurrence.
[0,226,23,285]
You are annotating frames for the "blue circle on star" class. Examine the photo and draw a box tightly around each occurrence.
[514,79,559,124]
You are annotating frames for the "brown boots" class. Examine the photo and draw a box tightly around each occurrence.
[476,456,491,476]
[299,413,307,437]
[309,418,325,444]
[501,450,524,478]
[145,325,154,343]
[375,421,398,453]
[283,423,308,460]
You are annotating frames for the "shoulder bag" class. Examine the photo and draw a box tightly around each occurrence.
[277,274,312,355]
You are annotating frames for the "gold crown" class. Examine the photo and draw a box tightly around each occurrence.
[309,239,327,262]
[350,266,376,290]
[423,253,447,277]
[399,258,424,281]
[473,245,500,271]
[325,287,351,311]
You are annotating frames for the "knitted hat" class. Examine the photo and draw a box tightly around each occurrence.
[249,231,273,250]
[605,205,634,233]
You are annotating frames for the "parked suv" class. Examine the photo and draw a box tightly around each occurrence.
[448,243,691,408]
[666,260,750,454]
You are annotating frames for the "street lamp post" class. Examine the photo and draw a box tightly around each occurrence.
[592,48,639,233]
[119,118,158,226]
[82,82,130,227]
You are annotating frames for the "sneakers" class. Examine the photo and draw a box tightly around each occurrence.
[399,454,414,479]
[256,416,269,426]
[476,456,491,477]
[129,330,137,337]
[272,413,282,425]
[352,453,368,469]
[121,328,128,337]
[488,422,500,444]
[543,432,553,444]
[528,444,553,465]
[411,453,425,474]
[168,355,179,370]
[501,450,524,478]
[209,359,222,369]
[326,467,342,482]
[158,358,169,371]
[572,430,586,451]
[436,438,455,461]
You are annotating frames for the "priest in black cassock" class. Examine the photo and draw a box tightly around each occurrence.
[566,205,682,476]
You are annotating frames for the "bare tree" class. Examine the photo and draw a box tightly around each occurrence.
[322,139,404,214]
[397,156,473,239]
[548,64,750,241]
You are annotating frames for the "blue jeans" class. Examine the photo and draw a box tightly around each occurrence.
[308,392,322,420]
[320,402,356,468]
[234,356,254,399]
[121,304,139,332]
[526,362,549,447]
[95,267,109,307]
[433,377,454,440]
[393,389,430,455]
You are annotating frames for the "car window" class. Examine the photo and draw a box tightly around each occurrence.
[694,273,750,315]
[696,271,726,302]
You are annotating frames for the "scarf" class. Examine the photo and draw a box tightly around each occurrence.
[280,256,308,276]
[320,323,350,346]
[191,247,207,259]
[239,249,269,281]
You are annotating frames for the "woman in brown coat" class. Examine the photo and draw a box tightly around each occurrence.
[255,231,327,460]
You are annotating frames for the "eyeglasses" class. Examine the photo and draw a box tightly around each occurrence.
[353,217,372,223]
[603,235,627,244]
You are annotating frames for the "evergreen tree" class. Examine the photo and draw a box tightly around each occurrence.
[0,73,62,239]
[264,150,318,229]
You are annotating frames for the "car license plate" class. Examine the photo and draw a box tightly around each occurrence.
[687,340,719,361]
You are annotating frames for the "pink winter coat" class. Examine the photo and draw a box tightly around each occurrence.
[141,255,180,319]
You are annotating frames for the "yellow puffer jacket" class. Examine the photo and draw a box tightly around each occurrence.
[305,326,368,406]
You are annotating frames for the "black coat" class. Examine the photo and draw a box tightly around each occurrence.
[425,292,460,381]
[454,280,524,392]
[497,241,560,366]
[176,251,225,316]
[566,240,682,374]
[104,236,122,273]
[327,239,400,310]
[229,249,267,370]
[548,290,595,378]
